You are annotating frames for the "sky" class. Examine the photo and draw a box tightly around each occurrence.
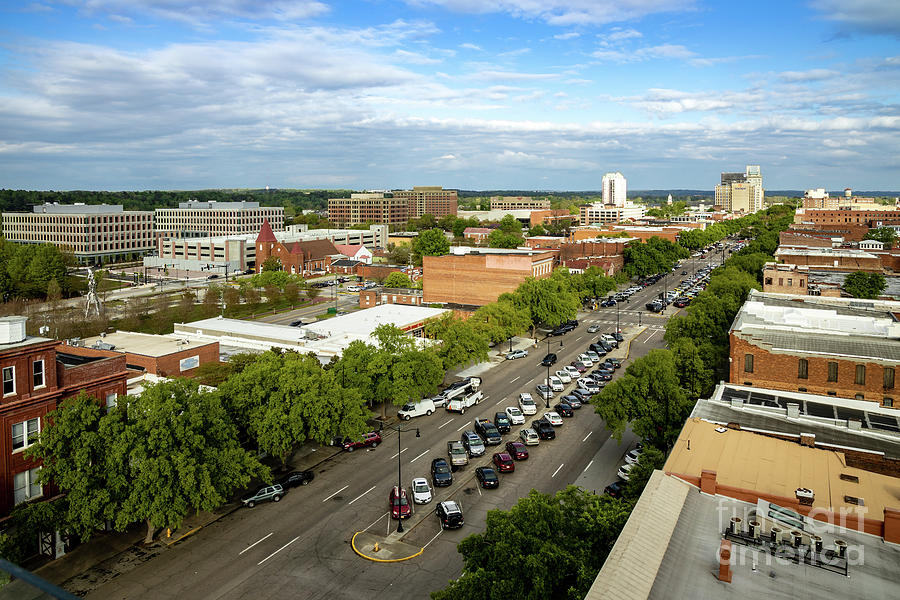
[0,1,898,192]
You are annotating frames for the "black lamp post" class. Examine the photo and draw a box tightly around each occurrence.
[396,425,420,533]
[545,337,563,409]
[616,300,620,336]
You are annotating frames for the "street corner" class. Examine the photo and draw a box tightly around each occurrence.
[351,531,424,563]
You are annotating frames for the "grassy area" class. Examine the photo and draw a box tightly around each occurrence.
[66,274,130,294]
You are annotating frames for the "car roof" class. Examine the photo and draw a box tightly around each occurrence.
[432,457,448,465]
[412,477,428,484]
[440,500,460,512]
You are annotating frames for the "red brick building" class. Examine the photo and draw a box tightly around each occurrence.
[463,227,493,244]
[729,291,899,408]
[773,247,883,272]
[81,332,219,378]
[359,288,424,308]
[795,208,900,227]
[255,219,338,276]
[0,317,128,516]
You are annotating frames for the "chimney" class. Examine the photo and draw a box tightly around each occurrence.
[786,403,800,418]
[717,539,733,583]
[800,433,815,447]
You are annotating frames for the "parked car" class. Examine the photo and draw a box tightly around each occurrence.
[570,361,587,373]
[604,481,624,498]
[533,419,556,440]
[343,432,381,451]
[436,500,464,529]
[241,484,285,508]
[588,343,608,357]
[560,394,582,409]
[506,405,526,424]
[535,384,554,400]
[474,418,502,445]
[543,411,563,426]
[604,358,622,369]
[398,398,436,420]
[389,486,411,520]
[624,448,644,465]
[277,470,315,488]
[587,324,601,333]
[519,428,540,445]
[506,349,528,360]
[577,379,599,394]
[518,393,537,415]
[475,466,500,489]
[617,463,635,481]
[505,441,529,460]
[289,319,305,327]
[540,353,558,366]
[431,458,453,487]
[492,452,515,473]
[493,412,511,433]
[585,351,600,363]
[554,369,572,384]
[447,440,469,469]
[461,430,486,457]
[554,402,574,417]
[577,353,593,367]
[411,477,432,504]
[570,387,593,402]
[546,376,564,392]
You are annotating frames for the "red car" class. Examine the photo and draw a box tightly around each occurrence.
[389,486,411,519]
[492,452,515,473]
[343,431,381,451]
[505,441,529,460]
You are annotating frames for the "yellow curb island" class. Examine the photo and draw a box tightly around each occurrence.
[351,531,424,563]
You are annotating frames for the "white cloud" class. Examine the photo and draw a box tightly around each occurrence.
[459,42,483,51]
[407,0,693,26]
[392,49,443,64]
[778,68,839,82]
[601,27,642,42]
[469,69,560,81]
[811,0,900,37]
[59,0,330,23]
[592,43,695,62]
[553,31,580,40]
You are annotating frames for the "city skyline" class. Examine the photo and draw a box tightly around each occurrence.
[0,1,898,191]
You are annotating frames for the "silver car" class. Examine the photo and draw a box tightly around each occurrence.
[519,428,540,445]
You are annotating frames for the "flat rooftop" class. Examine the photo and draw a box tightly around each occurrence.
[81,331,214,357]
[775,247,878,258]
[447,246,554,256]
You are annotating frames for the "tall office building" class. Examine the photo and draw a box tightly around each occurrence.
[714,165,764,213]
[328,187,457,226]
[154,201,284,239]
[602,172,627,207]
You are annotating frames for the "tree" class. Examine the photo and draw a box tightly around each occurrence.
[432,486,632,600]
[387,243,411,266]
[528,224,547,237]
[497,214,522,234]
[305,284,321,301]
[469,299,531,344]
[367,325,443,417]
[425,314,490,370]
[593,349,693,451]
[261,256,283,272]
[670,338,713,400]
[244,286,262,312]
[487,229,523,249]
[223,286,241,312]
[514,271,580,336]
[623,447,666,501]
[411,228,450,265]
[844,271,887,299]
[384,272,413,288]
[864,227,895,247]
[283,281,300,305]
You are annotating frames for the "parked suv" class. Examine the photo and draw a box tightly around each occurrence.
[241,484,285,508]
[436,500,464,529]
[447,440,469,469]
[461,430,486,457]
[493,412,511,433]
[343,431,381,451]
[474,418,502,445]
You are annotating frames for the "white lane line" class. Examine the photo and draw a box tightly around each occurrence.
[390,447,408,459]
[551,463,564,478]
[410,450,429,463]
[582,431,592,443]
[456,422,469,432]
[509,376,520,384]
[363,512,390,533]
[495,398,505,406]
[322,485,348,503]
[438,419,454,429]
[348,485,377,505]
[423,529,443,549]
[239,532,273,555]
[642,329,660,343]
[582,460,594,473]
[477,484,482,497]
[257,535,300,566]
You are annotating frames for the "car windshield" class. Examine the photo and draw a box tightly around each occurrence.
[435,465,449,473]
[414,482,428,492]
[508,407,521,415]
[450,446,464,454]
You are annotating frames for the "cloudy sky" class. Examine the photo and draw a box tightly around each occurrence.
[1,1,898,191]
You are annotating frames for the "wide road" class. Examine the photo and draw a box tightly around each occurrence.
[84,257,730,600]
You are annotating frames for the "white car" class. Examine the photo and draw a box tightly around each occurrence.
[554,370,572,384]
[577,354,593,367]
[505,406,525,425]
[543,411,563,426]
[518,393,537,415]
[411,477,432,504]
[587,324,601,333]
[577,379,599,394]
[547,376,564,392]
[585,351,600,363]
[505,349,528,360]
[624,448,643,465]
[564,365,581,380]
[617,463,635,481]
[519,428,540,445]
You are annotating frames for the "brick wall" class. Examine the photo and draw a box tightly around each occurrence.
[358,264,405,281]
[779,231,832,247]
[423,253,548,306]
[730,334,897,406]
[762,266,808,294]
[775,251,882,272]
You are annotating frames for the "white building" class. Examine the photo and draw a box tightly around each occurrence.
[714,165,764,214]
[154,201,284,239]
[579,202,645,225]
[602,172,627,208]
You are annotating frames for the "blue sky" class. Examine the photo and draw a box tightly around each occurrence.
[0,1,898,191]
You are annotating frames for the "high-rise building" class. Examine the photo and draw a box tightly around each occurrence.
[714,165,764,213]
[154,201,284,239]
[328,187,457,226]
[601,172,627,207]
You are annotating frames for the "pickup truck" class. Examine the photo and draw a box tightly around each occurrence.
[446,390,484,414]
[447,440,469,469]
[439,377,483,404]
[474,418,502,445]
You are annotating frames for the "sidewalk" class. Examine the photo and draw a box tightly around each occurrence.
[572,427,639,496]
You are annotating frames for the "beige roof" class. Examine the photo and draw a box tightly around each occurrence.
[586,471,689,600]
[82,331,214,358]
[665,418,898,517]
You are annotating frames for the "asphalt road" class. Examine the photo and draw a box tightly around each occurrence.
[82,259,727,600]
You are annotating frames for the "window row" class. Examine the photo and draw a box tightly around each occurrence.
[745,355,895,388]
[2,360,45,396]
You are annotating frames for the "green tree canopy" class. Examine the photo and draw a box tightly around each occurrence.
[384,271,413,288]
[261,256,283,272]
[411,228,450,265]
[527,224,547,237]
[487,229,523,248]
[864,227,896,247]
[844,271,887,299]
[425,314,490,370]
[497,214,522,234]
[469,298,531,344]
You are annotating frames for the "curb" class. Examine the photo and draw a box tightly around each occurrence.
[350,532,424,563]
[623,327,647,360]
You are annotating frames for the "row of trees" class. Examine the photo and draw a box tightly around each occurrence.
[622,237,690,278]
[0,240,72,300]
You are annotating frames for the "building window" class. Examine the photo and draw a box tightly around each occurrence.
[2,366,14,396]
[106,392,118,410]
[12,417,40,451]
[885,367,896,390]
[798,359,808,379]
[33,360,45,389]
[828,362,838,382]
[13,468,42,505]
[855,365,866,386]
[885,398,894,408]
[744,354,754,373]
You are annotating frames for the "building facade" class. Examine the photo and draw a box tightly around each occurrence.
[0,317,128,517]
[489,196,550,211]
[794,208,900,227]
[154,201,284,239]
[715,166,764,214]
[601,172,627,207]
[328,187,457,226]
[2,203,154,264]
[423,248,556,307]
[578,202,645,226]
[255,220,338,275]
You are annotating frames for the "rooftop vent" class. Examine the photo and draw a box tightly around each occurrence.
[0,316,28,345]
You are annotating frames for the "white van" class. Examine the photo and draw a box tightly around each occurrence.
[398,398,436,420]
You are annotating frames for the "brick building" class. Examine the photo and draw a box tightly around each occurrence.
[773,247,883,273]
[570,225,684,244]
[328,187,457,226]
[523,236,565,249]
[489,196,550,211]
[255,220,338,275]
[787,223,871,243]
[729,291,899,408]
[778,231,833,248]
[794,208,900,227]
[463,227,493,243]
[529,209,572,227]
[359,288,424,308]
[80,332,219,378]
[423,247,556,307]
[0,317,128,516]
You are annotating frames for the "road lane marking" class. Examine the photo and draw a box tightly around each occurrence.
[509,376,520,384]
[390,447,408,459]
[583,460,594,473]
[477,484,482,497]
[239,532,273,555]
[423,529,443,548]
[642,329,660,343]
[257,535,299,566]
[348,485,377,505]
[438,418,454,429]
[582,431,592,443]
[456,422,469,432]
[363,512,390,533]
[551,463,564,478]
[410,450,429,463]
[322,485,348,502]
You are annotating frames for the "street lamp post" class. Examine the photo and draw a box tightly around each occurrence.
[545,337,563,409]
[616,300,620,336]
[395,425,420,533]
